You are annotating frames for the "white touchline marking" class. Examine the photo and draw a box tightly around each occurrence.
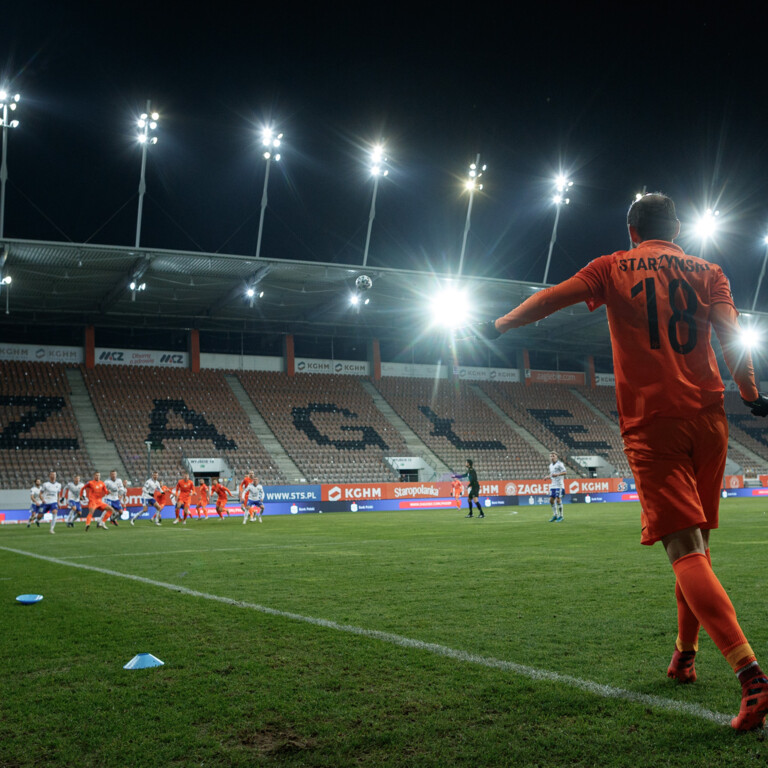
[0,544,738,728]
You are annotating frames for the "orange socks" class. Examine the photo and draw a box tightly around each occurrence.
[673,548,711,652]
[672,552,755,674]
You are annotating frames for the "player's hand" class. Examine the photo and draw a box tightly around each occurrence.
[452,321,501,341]
[742,394,768,417]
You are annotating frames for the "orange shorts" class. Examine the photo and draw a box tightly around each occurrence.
[88,500,110,512]
[622,404,728,546]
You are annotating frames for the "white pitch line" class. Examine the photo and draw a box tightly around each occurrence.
[0,544,736,728]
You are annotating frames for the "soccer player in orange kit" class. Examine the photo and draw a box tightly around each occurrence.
[210,481,233,519]
[457,193,768,731]
[174,471,195,525]
[451,476,463,509]
[194,480,209,519]
[80,471,111,532]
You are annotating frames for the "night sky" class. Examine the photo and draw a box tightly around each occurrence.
[3,4,768,307]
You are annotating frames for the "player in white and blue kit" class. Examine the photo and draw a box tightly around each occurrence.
[64,475,85,527]
[104,469,126,527]
[132,471,163,526]
[26,478,43,528]
[242,477,265,524]
[547,451,566,522]
[40,471,63,534]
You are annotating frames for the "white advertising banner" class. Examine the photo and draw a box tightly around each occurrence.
[200,353,283,372]
[0,342,83,363]
[455,366,520,382]
[95,348,188,367]
[380,362,447,379]
[595,373,616,387]
[295,358,370,376]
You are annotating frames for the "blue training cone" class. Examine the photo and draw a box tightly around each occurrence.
[123,653,164,670]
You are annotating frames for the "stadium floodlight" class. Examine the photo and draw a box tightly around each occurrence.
[430,286,468,328]
[543,173,574,284]
[0,88,21,239]
[361,143,389,268]
[1,275,10,285]
[740,324,760,350]
[693,208,720,241]
[751,234,768,311]
[457,155,486,277]
[135,100,159,248]
[255,127,284,260]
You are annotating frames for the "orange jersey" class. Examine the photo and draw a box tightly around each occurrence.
[154,485,173,507]
[175,478,195,501]
[575,241,735,431]
[212,484,232,502]
[81,480,107,504]
[196,484,209,505]
[451,479,462,496]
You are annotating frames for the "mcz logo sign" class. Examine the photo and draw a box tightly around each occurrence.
[160,354,184,364]
[99,351,124,362]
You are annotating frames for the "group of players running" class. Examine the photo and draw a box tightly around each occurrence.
[26,469,266,533]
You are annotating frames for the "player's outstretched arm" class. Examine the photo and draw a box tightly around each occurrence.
[495,277,593,333]
[455,278,592,340]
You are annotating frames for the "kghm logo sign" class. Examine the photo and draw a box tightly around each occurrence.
[99,351,124,361]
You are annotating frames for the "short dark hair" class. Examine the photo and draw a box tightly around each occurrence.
[627,193,679,241]
[466,459,473,468]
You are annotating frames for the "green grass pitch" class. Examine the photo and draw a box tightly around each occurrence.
[2,500,768,767]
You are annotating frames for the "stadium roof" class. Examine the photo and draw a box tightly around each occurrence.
[0,238,612,356]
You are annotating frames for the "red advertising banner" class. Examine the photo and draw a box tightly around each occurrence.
[723,475,744,489]
[321,478,627,502]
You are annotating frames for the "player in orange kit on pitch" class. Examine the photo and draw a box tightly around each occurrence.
[456,193,768,731]
[451,476,463,509]
[79,471,111,531]
[174,471,195,525]
[194,480,209,519]
[210,481,233,519]
[239,471,253,518]
[152,483,175,526]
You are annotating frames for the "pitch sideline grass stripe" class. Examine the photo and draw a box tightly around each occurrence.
[0,544,733,728]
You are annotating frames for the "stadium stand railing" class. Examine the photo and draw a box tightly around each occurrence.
[79,365,284,486]
[0,361,95,488]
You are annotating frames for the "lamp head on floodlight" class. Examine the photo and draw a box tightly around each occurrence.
[694,208,720,240]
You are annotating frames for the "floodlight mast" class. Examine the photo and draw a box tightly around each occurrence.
[255,127,283,259]
[457,154,485,277]
[543,174,573,284]
[0,89,21,239]
[135,100,159,248]
[751,235,768,312]
[362,144,388,267]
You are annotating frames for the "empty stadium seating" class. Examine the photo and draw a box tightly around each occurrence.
[0,361,94,488]
[724,391,768,475]
[480,382,630,477]
[237,372,406,483]
[80,366,283,485]
[374,377,545,480]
